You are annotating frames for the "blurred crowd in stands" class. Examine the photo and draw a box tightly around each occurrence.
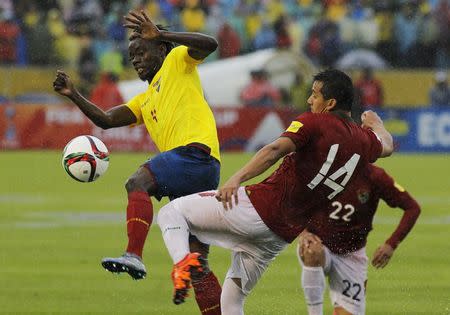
[239,65,390,113]
[430,71,450,106]
[1,0,449,68]
[0,0,449,108]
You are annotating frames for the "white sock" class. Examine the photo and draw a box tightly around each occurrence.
[301,266,325,315]
[156,203,190,263]
[221,278,246,315]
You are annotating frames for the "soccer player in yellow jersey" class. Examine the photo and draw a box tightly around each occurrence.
[53,10,222,314]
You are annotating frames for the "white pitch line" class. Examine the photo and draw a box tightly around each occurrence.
[0,193,123,205]
[0,211,449,229]
[0,194,46,204]
[416,196,450,205]
[374,216,450,225]
[1,194,450,205]
[0,211,123,229]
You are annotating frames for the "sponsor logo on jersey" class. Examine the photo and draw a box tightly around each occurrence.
[198,192,216,197]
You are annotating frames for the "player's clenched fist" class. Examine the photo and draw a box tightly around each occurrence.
[361,110,383,130]
[53,70,75,97]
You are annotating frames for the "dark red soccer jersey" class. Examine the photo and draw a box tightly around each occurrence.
[246,112,382,243]
[305,164,420,254]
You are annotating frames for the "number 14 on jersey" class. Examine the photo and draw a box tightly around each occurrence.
[307,144,361,199]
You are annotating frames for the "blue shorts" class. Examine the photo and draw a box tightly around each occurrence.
[144,145,220,201]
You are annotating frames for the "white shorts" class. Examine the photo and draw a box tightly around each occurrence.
[324,246,368,315]
[169,187,288,295]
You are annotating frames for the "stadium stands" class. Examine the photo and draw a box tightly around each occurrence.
[1,0,448,69]
[0,0,448,106]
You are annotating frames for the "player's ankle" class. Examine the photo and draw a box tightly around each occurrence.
[125,252,143,260]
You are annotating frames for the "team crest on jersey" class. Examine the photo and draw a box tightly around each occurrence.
[152,76,161,92]
[357,189,370,204]
[286,121,303,133]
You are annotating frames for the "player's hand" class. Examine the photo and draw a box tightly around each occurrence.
[298,230,322,260]
[123,10,161,40]
[299,230,322,253]
[299,230,322,245]
[361,110,383,130]
[53,70,75,97]
[215,176,241,210]
[371,243,394,269]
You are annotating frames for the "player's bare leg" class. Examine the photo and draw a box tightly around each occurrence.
[298,233,326,315]
[101,166,156,280]
[189,236,222,315]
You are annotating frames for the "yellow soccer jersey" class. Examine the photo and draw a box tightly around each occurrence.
[126,45,220,162]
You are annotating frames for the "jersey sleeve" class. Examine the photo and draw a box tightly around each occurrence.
[280,112,317,151]
[167,45,203,74]
[125,92,145,125]
[372,167,421,249]
[364,129,383,163]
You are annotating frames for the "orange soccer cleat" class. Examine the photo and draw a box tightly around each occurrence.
[171,252,203,305]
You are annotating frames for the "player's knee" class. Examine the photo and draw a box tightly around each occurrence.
[300,242,325,267]
[125,173,150,193]
[125,175,139,192]
[126,168,157,195]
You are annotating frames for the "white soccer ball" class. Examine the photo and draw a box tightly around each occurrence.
[62,135,110,182]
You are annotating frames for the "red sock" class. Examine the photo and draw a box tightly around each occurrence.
[125,191,153,257]
[192,272,222,315]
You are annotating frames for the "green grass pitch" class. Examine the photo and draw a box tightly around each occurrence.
[0,151,449,314]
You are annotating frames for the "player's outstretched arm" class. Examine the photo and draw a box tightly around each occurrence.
[372,175,421,269]
[124,10,218,60]
[361,110,394,157]
[53,70,136,129]
[216,137,296,210]
[373,206,420,269]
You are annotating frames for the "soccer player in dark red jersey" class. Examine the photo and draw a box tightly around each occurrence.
[297,164,420,315]
[156,69,394,313]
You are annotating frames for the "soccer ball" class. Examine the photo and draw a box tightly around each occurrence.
[62,135,110,182]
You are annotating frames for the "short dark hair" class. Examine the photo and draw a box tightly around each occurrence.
[128,24,175,55]
[313,69,354,111]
